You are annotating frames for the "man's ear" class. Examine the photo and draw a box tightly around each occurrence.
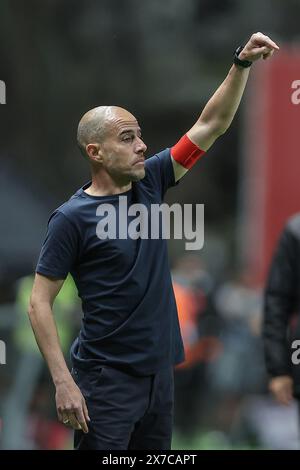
[86,143,104,163]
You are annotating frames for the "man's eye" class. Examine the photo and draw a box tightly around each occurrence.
[122,136,133,142]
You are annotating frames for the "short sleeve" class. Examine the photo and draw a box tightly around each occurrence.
[36,210,79,279]
[144,148,177,199]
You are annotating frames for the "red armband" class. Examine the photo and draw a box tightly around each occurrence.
[171,134,205,170]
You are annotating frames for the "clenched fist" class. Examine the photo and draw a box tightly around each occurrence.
[238,32,279,62]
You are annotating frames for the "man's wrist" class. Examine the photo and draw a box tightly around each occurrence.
[52,369,74,387]
[233,45,252,68]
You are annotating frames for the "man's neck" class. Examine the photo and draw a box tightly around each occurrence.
[84,173,132,197]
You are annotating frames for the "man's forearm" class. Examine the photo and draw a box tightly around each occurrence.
[187,33,279,152]
[199,64,250,134]
[198,32,279,136]
[28,302,73,386]
[28,299,90,432]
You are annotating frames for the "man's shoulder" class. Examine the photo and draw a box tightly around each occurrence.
[286,213,300,240]
[142,148,173,187]
[144,148,171,170]
[51,187,87,223]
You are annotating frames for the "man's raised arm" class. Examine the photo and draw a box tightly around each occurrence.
[172,32,279,182]
[28,273,90,433]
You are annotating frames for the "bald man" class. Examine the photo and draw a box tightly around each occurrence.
[28,33,279,450]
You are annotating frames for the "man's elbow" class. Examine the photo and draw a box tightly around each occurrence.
[28,299,37,321]
[212,118,230,137]
[202,118,230,145]
[27,297,46,321]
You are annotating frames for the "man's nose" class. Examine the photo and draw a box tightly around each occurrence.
[136,137,147,153]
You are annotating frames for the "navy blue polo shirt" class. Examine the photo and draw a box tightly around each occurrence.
[36,148,185,375]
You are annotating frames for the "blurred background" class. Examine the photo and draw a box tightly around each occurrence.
[1,0,300,449]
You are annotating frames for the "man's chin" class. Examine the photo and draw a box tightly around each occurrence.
[131,169,145,182]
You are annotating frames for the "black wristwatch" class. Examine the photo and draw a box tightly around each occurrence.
[234,45,252,68]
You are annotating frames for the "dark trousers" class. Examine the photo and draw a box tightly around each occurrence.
[72,365,174,450]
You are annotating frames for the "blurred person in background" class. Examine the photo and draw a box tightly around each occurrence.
[224,219,300,450]
[27,33,279,450]
[173,255,219,369]
[207,264,300,450]
[212,271,265,397]
[208,271,266,442]
[263,214,300,416]
[1,275,78,449]
[172,255,222,437]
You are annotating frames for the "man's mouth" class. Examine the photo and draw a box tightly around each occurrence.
[133,157,145,166]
